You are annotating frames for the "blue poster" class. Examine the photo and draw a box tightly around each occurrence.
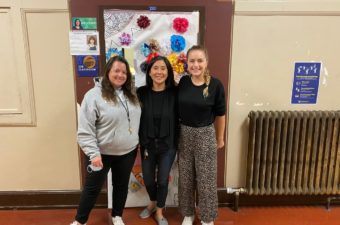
[76,55,99,77]
[291,62,321,104]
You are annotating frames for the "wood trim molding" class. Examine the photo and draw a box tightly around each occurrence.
[2,190,339,210]
[0,191,107,209]
[217,190,340,210]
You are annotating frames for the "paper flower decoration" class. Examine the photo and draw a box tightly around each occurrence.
[137,15,151,29]
[119,32,131,46]
[106,48,123,62]
[167,53,186,74]
[173,17,189,33]
[140,43,151,57]
[149,39,160,52]
[140,61,148,73]
[171,35,186,52]
[146,52,159,63]
[178,52,187,63]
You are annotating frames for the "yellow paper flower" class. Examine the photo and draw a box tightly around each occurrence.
[167,53,185,74]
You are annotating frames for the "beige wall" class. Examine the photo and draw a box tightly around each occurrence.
[227,0,340,187]
[0,0,80,190]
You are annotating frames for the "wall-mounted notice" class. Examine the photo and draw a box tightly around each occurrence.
[291,62,321,104]
[69,31,99,55]
[72,17,97,30]
[76,55,99,77]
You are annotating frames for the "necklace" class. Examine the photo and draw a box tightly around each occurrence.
[116,93,132,135]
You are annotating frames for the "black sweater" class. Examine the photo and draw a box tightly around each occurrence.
[137,86,178,151]
[178,75,226,127]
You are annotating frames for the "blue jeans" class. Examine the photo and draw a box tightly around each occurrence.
[142,148,176,208]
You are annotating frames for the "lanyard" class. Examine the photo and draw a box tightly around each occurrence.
[117,93,132,135]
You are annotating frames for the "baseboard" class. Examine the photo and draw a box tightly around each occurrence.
[217,189,340,210]
[2,189,339,210]
[0,190,108,209]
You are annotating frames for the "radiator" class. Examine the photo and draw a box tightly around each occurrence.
[246,111,340,195]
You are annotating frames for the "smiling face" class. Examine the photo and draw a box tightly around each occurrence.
[108,61,127,88]
[149,59,168,88]
[187,49,208,79]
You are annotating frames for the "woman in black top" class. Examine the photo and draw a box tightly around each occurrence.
[177,45,226,225]
[137,56,177,225]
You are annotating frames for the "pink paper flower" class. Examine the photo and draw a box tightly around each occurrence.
[137,15,151,29]
[173,17,189,33]
[119,32,131,46]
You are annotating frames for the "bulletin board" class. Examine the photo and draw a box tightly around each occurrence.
[99,6,204,87]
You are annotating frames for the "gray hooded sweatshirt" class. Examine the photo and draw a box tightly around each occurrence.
[77,80,141,159]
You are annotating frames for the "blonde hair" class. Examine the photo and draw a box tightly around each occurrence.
[187,45,211,98]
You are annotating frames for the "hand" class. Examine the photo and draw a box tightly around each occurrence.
[174,72,181,84]
[217,139,225,149]
[91,156,103,168]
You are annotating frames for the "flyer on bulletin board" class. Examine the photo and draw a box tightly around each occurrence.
[72,17,97,30]
[69,31,100,55]
[76,55,99,77]
[291,62,321,104]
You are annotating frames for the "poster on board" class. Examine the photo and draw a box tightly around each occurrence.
[69,31,100,55]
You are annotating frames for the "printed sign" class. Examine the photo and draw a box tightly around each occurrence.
[291,62,321,104]
[72,17,97,30]
[69,31,99,55]
[76,55,99,77]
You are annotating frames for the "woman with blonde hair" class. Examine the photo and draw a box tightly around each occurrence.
[177,45,226,225]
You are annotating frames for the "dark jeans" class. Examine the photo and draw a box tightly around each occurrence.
[142,148,176,208]
[75,150,137,224]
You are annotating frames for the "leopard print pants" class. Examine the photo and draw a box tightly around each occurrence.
[178,124,218,223]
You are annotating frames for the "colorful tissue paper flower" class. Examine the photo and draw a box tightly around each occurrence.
[171,35,186,52]
[146,52,159,63]
[106,48,123,62]
[140,61,148,73]
[140,43,151,57]
[167,53,185,74]
[178,52,187,63]
[173,17,189,33]
[119,32,132,46]
[137,15,151,29]
[149,39,160,52]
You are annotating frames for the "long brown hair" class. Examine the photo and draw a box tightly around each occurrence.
[101,56,138,105]
[186,45,211,98]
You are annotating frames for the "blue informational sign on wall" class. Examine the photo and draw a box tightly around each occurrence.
[291,62,321,104]
[76,55,99,77]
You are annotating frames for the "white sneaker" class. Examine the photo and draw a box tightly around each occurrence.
[201,221,214,225]
[70,221,86,225]
[182,215,195,225]
[112,216,125,225]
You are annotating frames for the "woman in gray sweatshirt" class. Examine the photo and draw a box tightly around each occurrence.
[71,56,141,225]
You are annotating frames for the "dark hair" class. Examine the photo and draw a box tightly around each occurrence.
[101,56,138,105]
[74,19,81,26]
[145,56,175,89]
[187,45,210,98]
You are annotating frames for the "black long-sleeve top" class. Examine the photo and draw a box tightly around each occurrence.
[178,75,226,127]
[137,86,178,151]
